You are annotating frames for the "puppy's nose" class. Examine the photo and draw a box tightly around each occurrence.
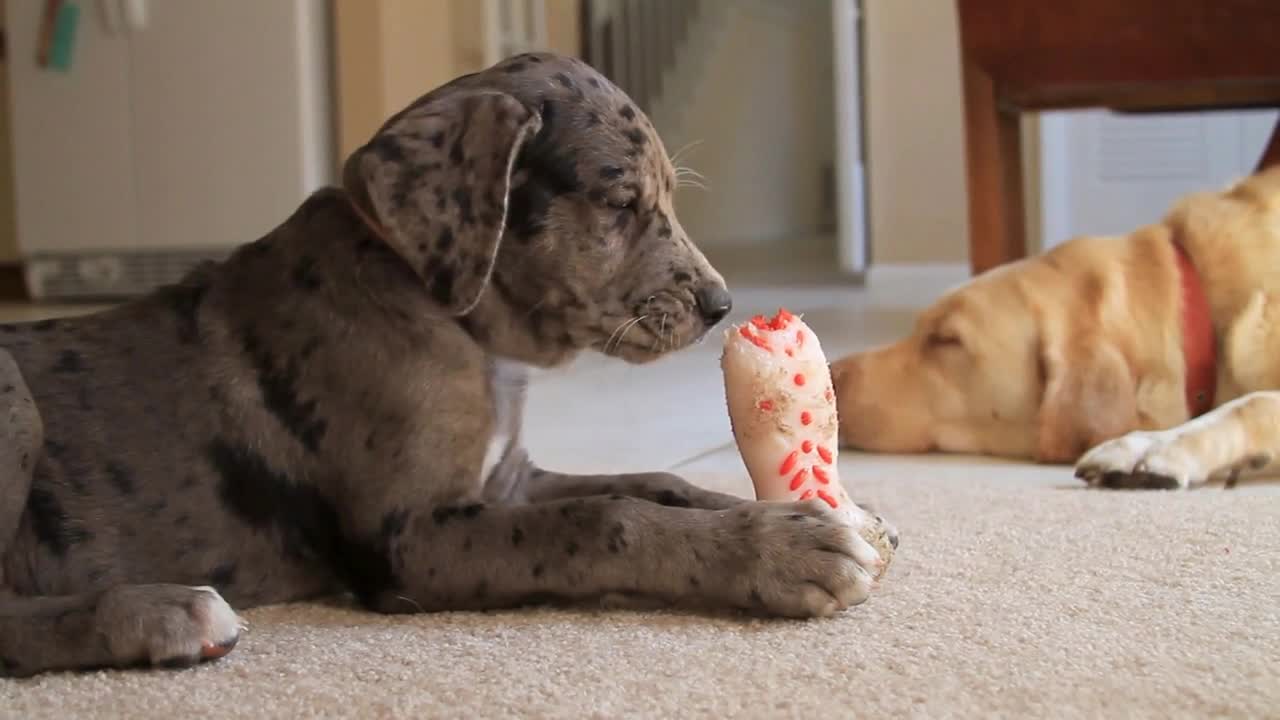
[694,285,733,326]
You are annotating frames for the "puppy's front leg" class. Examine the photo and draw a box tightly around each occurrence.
[366,496,877,618]
[516,465,744,510]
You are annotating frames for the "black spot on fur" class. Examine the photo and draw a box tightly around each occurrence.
[657,216,673,239]
[688,575,701,587]
[209,563,238,589]
[565,541,579,557]
[511,526,525,546]
[381,509,409,545]
[555,72,575,89]
[160,274,208,344]
[51,350,82,374]
[105,461,136,495]
[431,503,484,526]
[429,265,455,307]
[507,180,554,239]
[750,589,764,606]
[370,135,406,163]
[586,112,601,126]
[503,62,527,74]
[43,439,66,459]
[207,440,395,604]
[1,384,12,393]
[453,187,475,225]
[241,328,327,453]
[437,227,455,251]
[292,256,323,291]
[449,137,465,166]
[619,104,636,121]
[625,129,646,146]
[673,271,691,284]
[25,487,74,556]
[656,490,691,507]
[532,563,545,578]
[31,319,57,332]
[588,77,600,88]
[611,210,632,233]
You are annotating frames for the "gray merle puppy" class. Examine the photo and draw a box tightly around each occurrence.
[0,53,887,677]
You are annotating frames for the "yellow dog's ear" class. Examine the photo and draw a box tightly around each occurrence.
[1036,332,1139,463]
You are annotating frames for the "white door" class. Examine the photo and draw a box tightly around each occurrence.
[5,0,139,253]
[1039,109,1278,248]
[128,0,332,251]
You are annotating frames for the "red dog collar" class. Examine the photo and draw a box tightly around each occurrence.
[1174,242,1216,417]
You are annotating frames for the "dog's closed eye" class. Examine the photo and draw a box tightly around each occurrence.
[924,332,964,350]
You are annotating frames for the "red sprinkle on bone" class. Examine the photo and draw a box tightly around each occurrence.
[769,308,795,331]
[793,373,806,387]
[824,388,834,403]
[800,489,816,500]
[785,348,794,357]
[757,400,773,411]
[817,446,833,464]
[796,330,805,347]
[800,411,812,426]
[751,315,770,330]
[779,450,799,476]
[738,325,771,351]
[812,466,830,484]
[816,490,838,508]
[801,440,813,453]
[789,468,809,491]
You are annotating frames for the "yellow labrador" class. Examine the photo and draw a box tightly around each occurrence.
[831,166,1280,489]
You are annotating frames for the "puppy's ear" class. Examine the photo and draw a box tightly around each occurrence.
[343,90,542,315]
[1036,332,1138,463]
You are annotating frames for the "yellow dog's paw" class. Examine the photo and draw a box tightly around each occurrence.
[1074,431,1203,490]
[1075,430,1271,490]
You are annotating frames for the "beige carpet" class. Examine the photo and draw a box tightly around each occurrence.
[3,455,1277,719]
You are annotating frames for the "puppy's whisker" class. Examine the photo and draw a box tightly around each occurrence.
[674,166,707,181]
[612,315,647,355]
[605,315,647,356]
[651,313,669,353]
[670,139,704,166]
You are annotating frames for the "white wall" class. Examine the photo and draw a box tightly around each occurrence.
[863,0,968,265]
[668,2,836,249]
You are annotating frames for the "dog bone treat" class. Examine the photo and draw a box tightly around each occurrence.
[721,309,895,578]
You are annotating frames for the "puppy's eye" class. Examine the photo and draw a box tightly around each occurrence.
[607,197,634,211]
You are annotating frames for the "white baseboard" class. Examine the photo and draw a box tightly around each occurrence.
[865,262,971,307]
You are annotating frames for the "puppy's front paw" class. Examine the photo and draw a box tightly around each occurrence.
[715,502,886,618]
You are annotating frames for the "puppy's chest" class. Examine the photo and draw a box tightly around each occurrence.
[480,358,527,485]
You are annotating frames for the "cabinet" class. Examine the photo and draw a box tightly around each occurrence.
[4,0,332,298]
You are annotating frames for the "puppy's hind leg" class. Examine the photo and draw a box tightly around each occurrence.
[0,347,40,558]
[0,350,244,677]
